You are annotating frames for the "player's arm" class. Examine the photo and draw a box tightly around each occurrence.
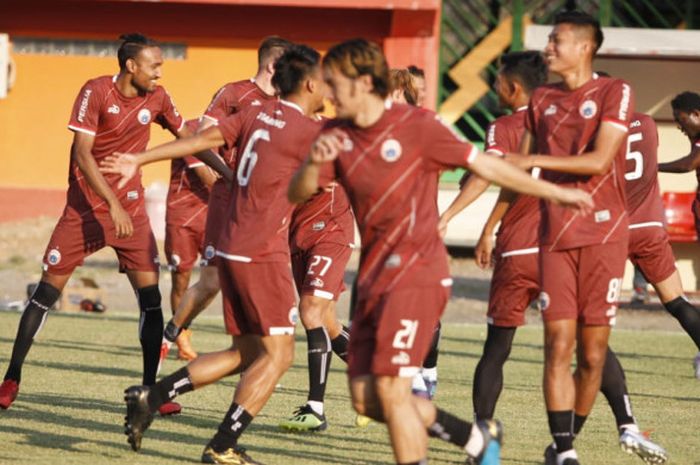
[176,123,232,182]
[473,189,515,269]
[72,132,133,238]
[658,144,700,173]
[468,150,592,211]
[512,121,628,175]
[288,131,343,204]
[438,174,491,237]
[100,126,227,188]
[191,165,218,188]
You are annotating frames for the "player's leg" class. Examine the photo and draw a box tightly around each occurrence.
[1,213,89,409]
[599,347,668,463]
[654,271,700,350]
[417,322,441,399]
[572,325,610,433]
[472,325,517,420]
[168,265,220,331]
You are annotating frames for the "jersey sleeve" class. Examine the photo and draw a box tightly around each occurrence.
[423,114,478,171]
[203,85,235,125]
[67,81,103,136]
[156,89,185,134]
[484,120,507,156]
[601,79,635,132]
[217,110,246,148]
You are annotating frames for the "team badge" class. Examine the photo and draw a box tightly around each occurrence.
[380,139,402,162]
[137,108,152,125]
[312,221,325,231]
[204,245,216,260]
[579,100,597,119]
[537,291,550,311]
[288,307,299,325]
[310,277,325,288]
[47,249,61,265]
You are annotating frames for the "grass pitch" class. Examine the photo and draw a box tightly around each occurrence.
[0,311,697,465]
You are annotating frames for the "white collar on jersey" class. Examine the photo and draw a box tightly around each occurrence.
[515,106,527,112]
[112,75,118,82]
[280,99,304,115]
[384,99,393,110]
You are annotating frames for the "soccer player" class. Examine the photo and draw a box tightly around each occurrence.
[288,38,592,465]
[278,173,354,432]
[440,54,668,464]
[0,33,226,413]
[164,119,216,361]
[506,12,634,465]
[658,90,700,378]
[107,44,329,464]
[158,36,292,361]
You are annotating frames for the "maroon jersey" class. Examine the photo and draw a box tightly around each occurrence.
[485,108,540,256]
[320,102,477,299]
[290,182,355,252]
[166,119,210,226]
[215,100,321,262]
[67,75,183,216]
[624,113,664,226]
[526,75,634,250]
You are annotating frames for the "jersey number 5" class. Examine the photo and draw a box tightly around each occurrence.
[237,128,270,186]
[624,132,643,181]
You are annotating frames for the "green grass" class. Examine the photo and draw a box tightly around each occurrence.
[0,311,698,465]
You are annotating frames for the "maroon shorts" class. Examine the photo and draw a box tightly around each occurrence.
[165,219,206,272]
[348,285,449,379]
[43,208,159,275]
[628,225,676,285]
[488,251,539,327]
[201,181,229,267]
[291,240,351,301]
[217,258,298,336]
[539,242,627,326]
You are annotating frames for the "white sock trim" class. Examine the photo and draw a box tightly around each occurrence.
[307,400,324,415]
[465,423,485,458]
[557,449,578,465]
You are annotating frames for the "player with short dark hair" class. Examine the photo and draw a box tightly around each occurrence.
[0,33,227,413]
[407,65,426,107]
[106,44,329,465]
[289,38,592,465]
[505,11,634,465]
[156,36,292,364]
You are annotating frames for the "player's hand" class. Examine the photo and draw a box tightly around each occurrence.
[504,153,533,171]
[99,153,140,189]
[474,233,494,269]
[437,215,449,239]
[554,187,594,214]
[309,130,345,164]
[109,203,133,238]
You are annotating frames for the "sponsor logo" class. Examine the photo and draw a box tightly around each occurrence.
[544,104,557,116]
[630,119,641,128]
[137,108,152,125]
[310,277,325,288]
[274,109,283,116]
[537,291,550,311]
[312,221,325,231]
[579,100,597,119]
[251,99,262,106]
[380,138,402,162]
[618,83,631,121]
[487,123,496,148]
[288,307,299,324]
[385,254,402,268]
[594,209,611,223]
[204,245,216,260]
[77,88,92,123]
[171,254,181,267]
[107,104,120,114]
[47,248,61,265]
[127,190,138,200]
[391,351,410,366]
[256,111,286,129]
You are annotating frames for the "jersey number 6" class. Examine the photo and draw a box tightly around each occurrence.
[237,128,270,186]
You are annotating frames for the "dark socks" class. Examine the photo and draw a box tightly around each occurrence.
[472,325,517,420]
[428,408,472,448]
[600,347,636,430]
[210,403,254,452]
[664,296,700,350]
[163,319,182,343]
[423,322,441,369]
[330,325,349,362]
[306,327,332,403]
[4,281,61,383]
[147,366,194,412]
[137,285,164,386]
[573,414,587,436]
[547,410,574,453]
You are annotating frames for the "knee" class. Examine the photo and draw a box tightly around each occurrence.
[545,336,575,367]
[299,298,330,329]
[137,285,162,311]
[375,376,411,409]
[269,338,295,372]
[350,382,381,419]
[578,346,607,372]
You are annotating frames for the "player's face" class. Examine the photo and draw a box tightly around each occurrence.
[674,109,700,139]
[494,71,514,109]
[130,46,163,93]
[412,75,426,107]
[309,66,328,114]
[324,66,362,120]
[545,24,589,74]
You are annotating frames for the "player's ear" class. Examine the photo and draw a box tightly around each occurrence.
[357,74,373,94]
[125,57,137,74]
